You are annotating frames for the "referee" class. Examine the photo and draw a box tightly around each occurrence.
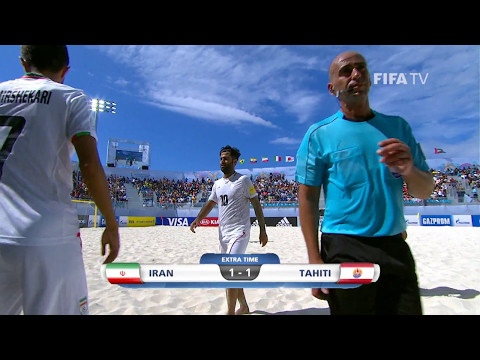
[296,51,434,315]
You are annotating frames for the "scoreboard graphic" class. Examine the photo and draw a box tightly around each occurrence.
[102,254,380,289]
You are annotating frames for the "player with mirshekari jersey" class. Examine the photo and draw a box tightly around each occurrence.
[190,145,268,315]
[0,45,119,315]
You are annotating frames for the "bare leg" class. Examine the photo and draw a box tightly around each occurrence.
[235,288,250,315]
[226,288,238,315]
[226,288,250,315]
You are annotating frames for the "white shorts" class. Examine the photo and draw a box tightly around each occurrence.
[0,234,89,315]
[219,230,250,254]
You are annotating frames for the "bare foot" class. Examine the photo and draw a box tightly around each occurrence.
[235,305,250,315]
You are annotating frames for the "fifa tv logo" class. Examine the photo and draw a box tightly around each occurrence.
[373,73,429,85]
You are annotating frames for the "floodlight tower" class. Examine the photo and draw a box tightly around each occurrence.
[91,98,117,132]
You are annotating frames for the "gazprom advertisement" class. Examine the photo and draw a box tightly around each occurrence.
[420,215,453,226]
[80,214,480,228]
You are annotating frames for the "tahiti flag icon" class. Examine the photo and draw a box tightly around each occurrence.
[337,263,379,284]
[105,263,143,284]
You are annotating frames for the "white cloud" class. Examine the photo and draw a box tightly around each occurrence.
[147,95,276,128]
[270,137,302,145]
[91,45,480,161]
[105,75,129,88]
[94,45,324,127]
[283,91,326,124]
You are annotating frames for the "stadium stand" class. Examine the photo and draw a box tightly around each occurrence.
[71,166,480,208]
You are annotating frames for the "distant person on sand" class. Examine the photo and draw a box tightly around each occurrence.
[191,145,268,315]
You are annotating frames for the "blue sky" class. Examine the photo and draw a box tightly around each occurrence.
[1,45,478,172]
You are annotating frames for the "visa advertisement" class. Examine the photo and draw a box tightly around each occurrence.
[79,215,480,228]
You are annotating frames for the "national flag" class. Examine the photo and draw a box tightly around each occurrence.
[79,297,88,315]
[337,263,376,284]
[262,157,269,163]
[285,156,295,163]
[434,148,446,154]
[250,158,257,164]
[275,156,282,162]
[105,263,143,284]
[239,159,245,164]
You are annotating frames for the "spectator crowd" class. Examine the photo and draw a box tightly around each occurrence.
[72,171,128,203]
[71,166,480,206]
[404,166,480,203]
[132,177,213,206]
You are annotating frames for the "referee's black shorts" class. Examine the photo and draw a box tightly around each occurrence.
[320,232,422,315]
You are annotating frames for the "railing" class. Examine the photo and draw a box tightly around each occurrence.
[113,200,129,209]
[404,198,479,206]
[150,200,301,209]
[72,197,129,210]
[255,201,299,207]
[72,193,480,211]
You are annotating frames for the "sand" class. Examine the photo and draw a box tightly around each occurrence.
[80,226,480,315]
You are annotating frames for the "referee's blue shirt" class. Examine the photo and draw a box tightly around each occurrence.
[295,110,430,237]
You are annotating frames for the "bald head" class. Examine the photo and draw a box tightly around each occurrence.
[329,51,367,81]
[327,50,372,111]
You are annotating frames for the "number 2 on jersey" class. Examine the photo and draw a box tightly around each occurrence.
[0,116,26,180]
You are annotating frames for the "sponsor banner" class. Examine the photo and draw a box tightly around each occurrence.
[81,214,480,228]
[472,215,480,227]
[159,216,298,227]
[452,215,472,227]
[78,215,89,228]
[88,215,100,228]
[404,215,420,226]
[198,217,219,227]
[158,217,297,227]
[97,216,121,228]
[251,217,298,227]
[420,215,452,226]
[80,215,126,228]
[158,217,193,227]
[127,217,156,227]
[157,217,219,227]
[87,215,120,228]
[118,216,129,227]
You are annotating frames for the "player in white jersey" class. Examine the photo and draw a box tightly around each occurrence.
[0,45,120,315]
[209,171,254,254]
[191,145,268,315]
